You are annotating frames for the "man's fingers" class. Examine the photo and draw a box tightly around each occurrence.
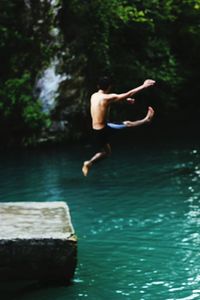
[127,98,135,104]
[147,79,156,85]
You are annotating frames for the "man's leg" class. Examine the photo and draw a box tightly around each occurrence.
[82,143,111,176]
[123,106,154,127]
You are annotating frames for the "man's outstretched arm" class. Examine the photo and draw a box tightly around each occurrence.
[107,79,156,102]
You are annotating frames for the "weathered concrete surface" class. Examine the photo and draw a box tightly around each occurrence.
[0,202,77,282]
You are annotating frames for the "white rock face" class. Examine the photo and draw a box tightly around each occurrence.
[0,201,75,239]
[36,58,68,113]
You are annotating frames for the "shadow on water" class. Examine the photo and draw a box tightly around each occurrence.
[0,280,73,300]
[0,281,43,300]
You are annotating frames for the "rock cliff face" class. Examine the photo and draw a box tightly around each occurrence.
[0,0,89,145]
[33,0,89,141]
[1,0,200,145]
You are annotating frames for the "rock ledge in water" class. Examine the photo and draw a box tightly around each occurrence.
[0,201,77,282]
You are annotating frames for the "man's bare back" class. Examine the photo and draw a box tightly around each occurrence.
[90,91,110,130]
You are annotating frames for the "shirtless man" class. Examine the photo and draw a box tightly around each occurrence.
[82,77,155,176]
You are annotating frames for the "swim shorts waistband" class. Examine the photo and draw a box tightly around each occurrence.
[107,123,126,129]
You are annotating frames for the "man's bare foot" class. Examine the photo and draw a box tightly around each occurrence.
[145,106,155,123]
[123,106,155,127]
[82,161,91,176]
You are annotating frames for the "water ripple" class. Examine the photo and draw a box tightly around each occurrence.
[1,142,200,299]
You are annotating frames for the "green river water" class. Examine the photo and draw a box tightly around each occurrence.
[0,138,200,300]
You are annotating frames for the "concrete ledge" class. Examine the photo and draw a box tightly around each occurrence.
[0,202,77,282]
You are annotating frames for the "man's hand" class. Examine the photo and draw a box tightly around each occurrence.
[143,79,156,88]
[126,97,135,104]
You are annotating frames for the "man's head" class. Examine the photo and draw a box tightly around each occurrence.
[98,76,112,92]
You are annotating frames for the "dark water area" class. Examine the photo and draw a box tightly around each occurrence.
[1,137,200,300]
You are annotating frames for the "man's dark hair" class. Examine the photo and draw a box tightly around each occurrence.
[98,76,112,90]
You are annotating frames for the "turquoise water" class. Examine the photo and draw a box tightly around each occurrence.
[1,138,200,300]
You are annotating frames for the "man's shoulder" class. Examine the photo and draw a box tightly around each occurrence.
[91,92,101,99]
[104,93,117,102]
[91,92,117,103]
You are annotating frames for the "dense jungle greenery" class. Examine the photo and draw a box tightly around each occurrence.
[0,0,200,146]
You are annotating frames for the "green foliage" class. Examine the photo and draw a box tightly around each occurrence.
[0,73,50,145]
[66,0,200,118]
[0,0,200,145]
[0,0,61,78]
[0,0,60,145]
